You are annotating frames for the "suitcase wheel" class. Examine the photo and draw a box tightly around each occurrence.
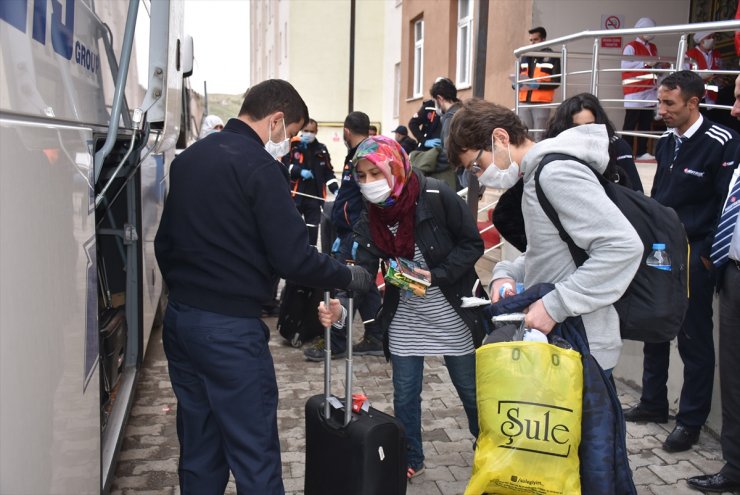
[290,333,303,348]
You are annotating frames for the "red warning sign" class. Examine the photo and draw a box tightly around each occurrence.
[600,14,624,48]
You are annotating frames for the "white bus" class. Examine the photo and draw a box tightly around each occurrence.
[0,1,193,492]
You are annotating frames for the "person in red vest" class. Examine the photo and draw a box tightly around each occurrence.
[686,31,723,106]
[621,17,660,160]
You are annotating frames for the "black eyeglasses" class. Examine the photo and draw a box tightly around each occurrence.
[467,149,483,174]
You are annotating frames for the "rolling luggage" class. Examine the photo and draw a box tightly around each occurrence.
[277,281,324,347]
[304,292,407,495]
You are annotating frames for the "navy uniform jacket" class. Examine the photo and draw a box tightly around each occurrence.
[154,118,351,317]
[331,144,363,235]
[652,117,739,258]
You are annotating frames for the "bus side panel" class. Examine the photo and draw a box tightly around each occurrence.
[0,120,99,494]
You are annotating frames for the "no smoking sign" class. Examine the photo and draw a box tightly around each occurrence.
[601,14,624,48]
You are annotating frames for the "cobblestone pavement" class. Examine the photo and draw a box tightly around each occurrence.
[111,316,731,495]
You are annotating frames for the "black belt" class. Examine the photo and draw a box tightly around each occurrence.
[733,259,740,270]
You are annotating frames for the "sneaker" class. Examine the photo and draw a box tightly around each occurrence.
[407,464,425,482]
[622,402,668,423]
[352,336,384,356]
[636,152,655,161]
[303,338,347,362]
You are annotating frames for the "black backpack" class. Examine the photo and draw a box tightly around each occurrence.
[535,153,689,343]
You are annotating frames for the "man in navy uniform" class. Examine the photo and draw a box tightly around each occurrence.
[624,71,739,453]
[686,74,740,493]
[155,79,372,494]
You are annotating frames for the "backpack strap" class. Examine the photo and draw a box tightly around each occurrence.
[421,176,447,226]
[534,153,598,268]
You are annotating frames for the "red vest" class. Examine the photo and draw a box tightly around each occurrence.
[622,40,658,95]
[685,47,721,102]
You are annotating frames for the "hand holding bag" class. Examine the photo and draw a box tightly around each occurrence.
[465,340,583,495]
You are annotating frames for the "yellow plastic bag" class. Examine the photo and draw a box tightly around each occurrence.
[465,341,583,495]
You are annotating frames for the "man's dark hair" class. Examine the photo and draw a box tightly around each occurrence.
[529,26,547,39]
[447,98,529,167]
[305,118,318,127]
[239,79,309,126]
[430,77,459,102]
[369,124,378,133]
[344,111,370,135]
[660,70,705,102]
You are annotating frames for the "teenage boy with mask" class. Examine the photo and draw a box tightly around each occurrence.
[155,79,373,495]
[447,98,642,372]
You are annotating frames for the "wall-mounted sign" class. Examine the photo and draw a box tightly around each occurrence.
[601,15,624,49]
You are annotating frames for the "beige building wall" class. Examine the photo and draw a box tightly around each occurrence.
[250,0,391,170]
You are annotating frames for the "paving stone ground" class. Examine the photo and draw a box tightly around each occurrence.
[111,313,732,495]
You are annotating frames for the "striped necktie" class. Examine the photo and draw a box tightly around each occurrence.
[710,178,740,268]
[673,135,683,161]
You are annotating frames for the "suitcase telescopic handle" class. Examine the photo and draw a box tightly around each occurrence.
[323,290,332,420]
[344,290,354,426]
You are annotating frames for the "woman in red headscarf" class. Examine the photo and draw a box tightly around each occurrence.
[319,135,484,480]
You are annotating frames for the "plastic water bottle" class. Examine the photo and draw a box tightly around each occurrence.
[646,243,671,271]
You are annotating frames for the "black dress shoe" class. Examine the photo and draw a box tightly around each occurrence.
[687,472,740,492]
[623,403,668,423]
[663,424,700,452]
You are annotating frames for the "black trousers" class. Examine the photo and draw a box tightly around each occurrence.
[623,108,654,156]
[720,264,740,480]
[640,244,717,428]
[297,199,322,246]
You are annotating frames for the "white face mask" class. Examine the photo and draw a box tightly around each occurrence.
[358,179,392,204]
[477,142,520,189]
[265,118,290,159]
[301,132,316,144]
[701,38,714,50]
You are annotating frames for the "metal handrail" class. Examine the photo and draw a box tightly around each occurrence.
[513,19,740,135]
[514,20,740,57]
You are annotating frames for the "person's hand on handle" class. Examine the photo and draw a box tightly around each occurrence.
[318,299,343,327]
[346,264,373,293]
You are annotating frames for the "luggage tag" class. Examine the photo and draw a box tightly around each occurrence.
[326,395,371,414]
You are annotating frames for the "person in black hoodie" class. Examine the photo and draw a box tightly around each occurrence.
[154,79,372,495]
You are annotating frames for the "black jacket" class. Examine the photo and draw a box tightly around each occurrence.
[155,118,351,317]
[652,117,739,257]
[331,145,364,234]
[352,172,485,355]
[283,138,339,205]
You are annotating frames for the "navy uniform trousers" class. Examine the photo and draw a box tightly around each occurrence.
[639,243,717,428]
[719,264,740,481]
[162,300,285,495]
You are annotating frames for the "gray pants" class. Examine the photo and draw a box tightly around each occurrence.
[519,105,551,141]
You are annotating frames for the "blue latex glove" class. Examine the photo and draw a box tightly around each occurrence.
[351,241,358,260]
[331,237,341,255]
[300,169,314,180]
[424,138,441,148]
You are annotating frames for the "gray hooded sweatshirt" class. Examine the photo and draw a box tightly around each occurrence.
[492,124,642,369]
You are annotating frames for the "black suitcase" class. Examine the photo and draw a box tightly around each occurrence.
[277,281,324,347]
[304,292,407,495]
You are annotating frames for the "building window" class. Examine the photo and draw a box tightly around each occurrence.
[393,63,401,118]
[413,18,424,98]
[456,0,473,87]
